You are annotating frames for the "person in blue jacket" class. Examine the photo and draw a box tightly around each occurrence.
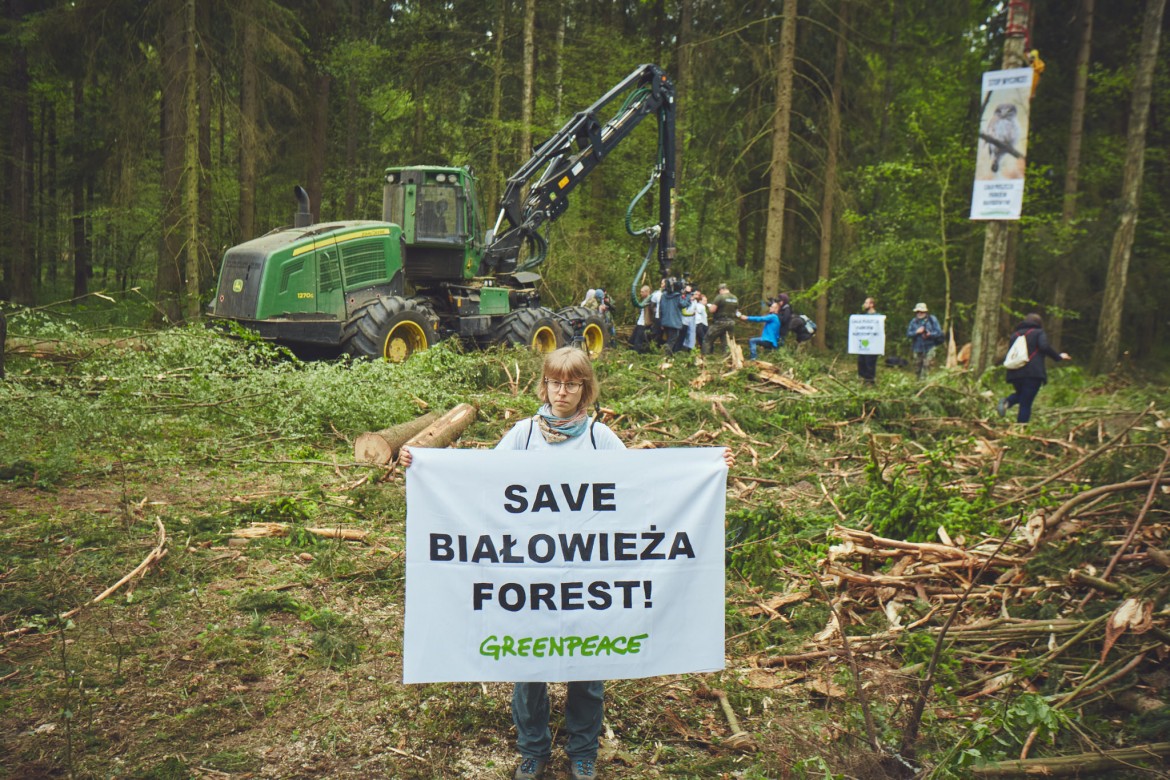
[738,299,781,360]
[997,313,1070,423]
[906,302,943,380]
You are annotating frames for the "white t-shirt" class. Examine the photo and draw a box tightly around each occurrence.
[496,416,626,451]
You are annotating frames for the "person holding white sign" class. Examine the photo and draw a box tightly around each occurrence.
[402,348,734,780]
[855,297,881,384]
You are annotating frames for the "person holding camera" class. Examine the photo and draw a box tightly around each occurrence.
[906,302,943,380]
[659,277,685,355]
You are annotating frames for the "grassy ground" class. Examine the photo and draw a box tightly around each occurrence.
[1,322,1167,779]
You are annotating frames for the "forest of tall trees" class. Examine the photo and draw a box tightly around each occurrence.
[1,0,1168,369]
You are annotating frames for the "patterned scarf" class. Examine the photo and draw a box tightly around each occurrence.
[535,404,589,444]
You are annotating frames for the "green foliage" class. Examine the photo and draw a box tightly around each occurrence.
[898,631,961,700]
[842,437,998,543]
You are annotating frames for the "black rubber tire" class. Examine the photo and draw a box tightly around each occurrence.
[343,296,437,362]
[491,307,564,353]
[555,306,609,359]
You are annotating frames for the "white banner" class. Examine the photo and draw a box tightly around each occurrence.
[970,67,1033,220]
[848,314,886,355]
[403,448,727,684]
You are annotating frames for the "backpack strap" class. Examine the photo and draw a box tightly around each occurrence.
[525,417,535,448]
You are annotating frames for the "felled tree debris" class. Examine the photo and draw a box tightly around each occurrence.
[232,522,368,542]
[967,741,1170,777]
[746,359,817,394]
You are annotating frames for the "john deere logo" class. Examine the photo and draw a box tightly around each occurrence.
[232,279,244,293]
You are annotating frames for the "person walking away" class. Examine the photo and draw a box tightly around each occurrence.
[997,313,1070,423]
[738,300,781,360]
[856,297,880,384]
[906,302,942,380]
[400,348,734,780]
[658,278,684,355]
[629,285,652,353]
[702,284,739,355]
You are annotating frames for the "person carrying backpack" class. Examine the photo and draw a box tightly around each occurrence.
[997,313,1070,423]
[906,302,943,380]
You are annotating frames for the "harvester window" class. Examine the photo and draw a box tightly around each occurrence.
[415,185,461,242]
[318,248,342,293]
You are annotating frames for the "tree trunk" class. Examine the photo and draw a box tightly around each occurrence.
[308,73,330,222]
[487,0,506,212]
[519,0,537,159]
[762,0,797,300]
[197,0,212,291]
[554,0,565,120]
[6,6,34,306]
[71,79,91,301]
[671,0,693,252]
[999,225,1018,335]
[183,0,201,323]
[354,412,442,465]
[814,0,847,350]
[157,0,185,324]
[1050,0,1094,348]
[1091,0,1164,373]
[968,1,1030,376]
[238,0,258,241]
[344,76,359,216]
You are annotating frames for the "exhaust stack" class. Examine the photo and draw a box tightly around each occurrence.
[293,185,313,228]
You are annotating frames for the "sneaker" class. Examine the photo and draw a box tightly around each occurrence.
[996,397,1008,418]
[569,758,598,780]
[514,757,547,780]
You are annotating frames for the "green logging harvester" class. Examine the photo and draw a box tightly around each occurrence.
[208,65,677,361]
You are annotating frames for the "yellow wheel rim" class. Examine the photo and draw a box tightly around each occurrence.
[531,325,559,353]
[582,323,605,358]
[383,320,428,362]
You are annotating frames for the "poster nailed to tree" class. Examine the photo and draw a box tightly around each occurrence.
[403,448,728,683]
[970,67,1034,220]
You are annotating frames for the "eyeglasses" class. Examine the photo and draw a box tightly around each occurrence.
[544,379,583,393]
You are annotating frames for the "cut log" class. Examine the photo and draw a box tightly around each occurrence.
[403,402,478,452]
[354,412,441,464]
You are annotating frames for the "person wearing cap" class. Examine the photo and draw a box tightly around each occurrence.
[702,284,739,355]
[906,302,943,380]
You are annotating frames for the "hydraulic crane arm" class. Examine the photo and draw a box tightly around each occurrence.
[481,63,676,280]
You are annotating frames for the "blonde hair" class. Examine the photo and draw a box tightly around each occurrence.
[537,347,599,414]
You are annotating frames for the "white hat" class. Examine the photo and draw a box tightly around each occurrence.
[913,302,928,312]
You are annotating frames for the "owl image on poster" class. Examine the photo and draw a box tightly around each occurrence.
[984,103,1021,174]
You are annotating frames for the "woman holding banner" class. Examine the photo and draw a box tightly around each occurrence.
[402,347,733,780]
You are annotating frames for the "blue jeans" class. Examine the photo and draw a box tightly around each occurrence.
[1006,378,1044,423]
[748,337,777,360]
[513,681,604,761]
